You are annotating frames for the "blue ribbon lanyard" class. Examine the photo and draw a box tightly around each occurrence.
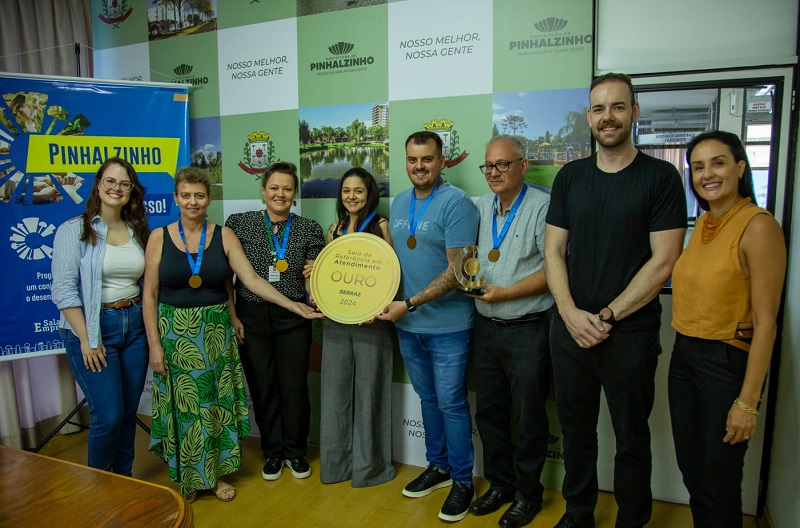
[178,220,207,288]
[264,212,292,272]
[407,178,443,248]
[490,184,528,260]
[343,210,377,235]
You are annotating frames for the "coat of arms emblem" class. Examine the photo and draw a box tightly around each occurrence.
[98,0,133,28]
[423,119,468,168]
[238,131,275,177]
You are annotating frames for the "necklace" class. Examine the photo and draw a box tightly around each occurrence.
[701,197,750,244]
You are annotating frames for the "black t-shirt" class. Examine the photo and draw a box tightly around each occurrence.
[546,152,687,330]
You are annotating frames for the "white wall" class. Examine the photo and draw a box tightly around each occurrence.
[767,132,800,528]
[596,1,799,526]
[596,0,798,74]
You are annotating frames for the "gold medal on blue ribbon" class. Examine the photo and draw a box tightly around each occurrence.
[179,220,207,289]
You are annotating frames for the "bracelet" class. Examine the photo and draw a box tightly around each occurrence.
[734,398,759,416]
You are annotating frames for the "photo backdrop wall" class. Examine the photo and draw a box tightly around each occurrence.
[89,0,593,485]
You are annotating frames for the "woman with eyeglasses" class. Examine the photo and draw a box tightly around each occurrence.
[318,167,396,487]
[51,157,150,476]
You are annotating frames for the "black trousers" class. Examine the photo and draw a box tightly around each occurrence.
[236,298,311,460]
[473,311,551,503]
[550,314,660,528]
[669,333,750,528]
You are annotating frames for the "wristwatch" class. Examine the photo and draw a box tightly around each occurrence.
[598,306,616,324]
[404,298,417,313]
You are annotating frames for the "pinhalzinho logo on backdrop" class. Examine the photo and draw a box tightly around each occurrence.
[509,16,593,55]
[238,131,276,178]
[547,432,564,462]
[310,42,375,76]
[171,64,210,86]
[98,0,133,28]
[423,119,468,168]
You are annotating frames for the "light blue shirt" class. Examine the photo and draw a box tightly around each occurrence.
[474,184,554,320]
[51,215,144,348]
[389,182,479,334]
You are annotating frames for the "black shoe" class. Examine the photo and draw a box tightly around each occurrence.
[261,457,283,480]
[438,480,475,522]
[284,457,311,479]
[469,488,514,516]
[499,500,542,528]
[402,465,452,498]
[554,512,596,528]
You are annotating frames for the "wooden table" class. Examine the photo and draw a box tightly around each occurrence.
[0,445,193,527]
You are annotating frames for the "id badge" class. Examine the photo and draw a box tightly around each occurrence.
[268,266,281,283]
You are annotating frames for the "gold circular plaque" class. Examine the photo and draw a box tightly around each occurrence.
[311,233,401,324]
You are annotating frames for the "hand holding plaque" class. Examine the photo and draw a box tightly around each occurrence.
[310,233,401,324]
[454,245,485,294]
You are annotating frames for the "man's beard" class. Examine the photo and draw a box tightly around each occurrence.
[592,121,632,149]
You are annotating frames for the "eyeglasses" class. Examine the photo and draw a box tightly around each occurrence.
[101,177,133,193]
[478,158,524,174]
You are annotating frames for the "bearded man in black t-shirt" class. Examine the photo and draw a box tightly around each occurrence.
[544,73,687,528]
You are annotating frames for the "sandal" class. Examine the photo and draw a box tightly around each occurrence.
[212,481,236,502]
[184,491,197,503]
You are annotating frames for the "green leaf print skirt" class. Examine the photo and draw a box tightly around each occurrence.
[149,302,251,497]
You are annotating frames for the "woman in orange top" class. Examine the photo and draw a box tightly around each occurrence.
[669,131,785,528]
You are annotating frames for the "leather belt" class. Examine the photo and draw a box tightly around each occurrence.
[481,309,549,328]
[102,295,142,309]
[721,329,753,352]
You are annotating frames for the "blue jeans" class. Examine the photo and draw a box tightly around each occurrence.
[62,301,149,475]
[396,327,474,484]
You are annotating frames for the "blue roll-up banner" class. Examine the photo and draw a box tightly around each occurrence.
[0,73,189,361]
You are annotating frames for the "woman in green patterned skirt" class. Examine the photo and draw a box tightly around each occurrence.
[142,167,322,502]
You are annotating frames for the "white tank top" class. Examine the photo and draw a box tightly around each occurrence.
[101,240,145,303]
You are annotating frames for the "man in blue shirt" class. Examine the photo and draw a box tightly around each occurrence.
[378,130,479,522]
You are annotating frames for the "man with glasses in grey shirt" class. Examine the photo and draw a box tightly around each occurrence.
[467,135,553,528]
